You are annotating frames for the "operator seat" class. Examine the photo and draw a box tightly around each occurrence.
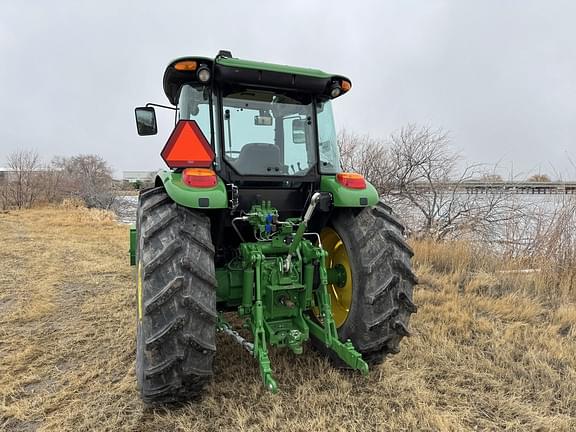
[235,143,281,174]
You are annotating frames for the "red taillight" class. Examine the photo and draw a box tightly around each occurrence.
[336,172,366,189]
[182,168,218,188]
[161,120,215,168]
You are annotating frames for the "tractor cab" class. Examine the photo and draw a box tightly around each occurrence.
[135,51,356,216]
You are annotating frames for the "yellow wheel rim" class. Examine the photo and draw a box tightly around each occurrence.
[137,261,143,321]
[320,227,352,328]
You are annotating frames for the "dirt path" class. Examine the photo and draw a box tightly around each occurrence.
[0,206,575,431]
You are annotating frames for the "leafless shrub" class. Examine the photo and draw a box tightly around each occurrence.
[35,164,65,204]
[535,197,576,296]
[505,196,576,263]
[1,151,123,211]
[53,154,117,209]
[539,196,576,268]
[0,149,41,209]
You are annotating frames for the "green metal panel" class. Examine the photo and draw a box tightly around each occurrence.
[320,175,379,207]
[216,267,244,306]
[156,170,228,209]
[129,224,137,266]
[216,57,336,79]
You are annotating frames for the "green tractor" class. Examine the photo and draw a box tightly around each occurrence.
[131,50,417,403]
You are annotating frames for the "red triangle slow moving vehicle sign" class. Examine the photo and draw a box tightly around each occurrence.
[160,120,215,168]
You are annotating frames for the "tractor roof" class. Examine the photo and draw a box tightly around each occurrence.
[215,57,334,80]
[163,52,351,105]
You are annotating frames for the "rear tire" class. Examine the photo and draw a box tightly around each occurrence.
[314,201,418,366]
[136,187,217,404]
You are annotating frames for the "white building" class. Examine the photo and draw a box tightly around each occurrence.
[122,171,156,183]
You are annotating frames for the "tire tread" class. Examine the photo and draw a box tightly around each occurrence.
[136,187,216,404]
[313,199,417,367]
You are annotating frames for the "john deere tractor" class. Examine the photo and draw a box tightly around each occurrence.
[131,50,417,403]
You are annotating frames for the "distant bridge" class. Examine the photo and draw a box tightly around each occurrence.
[407,181,576,195]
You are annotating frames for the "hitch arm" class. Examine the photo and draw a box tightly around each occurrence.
[250,253,278,393]
[304,248,369,375]
[285,192,322,272]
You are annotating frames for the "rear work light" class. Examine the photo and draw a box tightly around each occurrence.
[336,172,366,189]
[197,66,211,82]
[182,168,218,188]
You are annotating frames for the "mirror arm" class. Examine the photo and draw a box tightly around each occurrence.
[145,103,177,111]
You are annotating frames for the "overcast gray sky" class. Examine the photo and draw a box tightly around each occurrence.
[1,1,575,179]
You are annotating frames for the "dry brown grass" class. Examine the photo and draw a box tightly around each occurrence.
[1,208,575,431]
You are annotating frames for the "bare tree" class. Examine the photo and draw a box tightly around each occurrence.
[53,154,117,209]
[36,162,65,204]
[1,149,41,209]
[337,130,392,194]
[338,124,524,241]
[384,125,525,240]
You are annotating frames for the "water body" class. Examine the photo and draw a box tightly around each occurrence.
[115,195,138,224]
[389,192,575,251]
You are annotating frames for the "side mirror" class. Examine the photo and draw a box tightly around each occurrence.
[292,119,307,144]
[135,107,157,136]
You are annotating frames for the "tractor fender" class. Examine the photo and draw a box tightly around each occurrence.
[155,169,228,209]
[320,175,379,207]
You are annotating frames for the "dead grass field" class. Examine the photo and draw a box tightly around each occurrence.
[1,206,575,431]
